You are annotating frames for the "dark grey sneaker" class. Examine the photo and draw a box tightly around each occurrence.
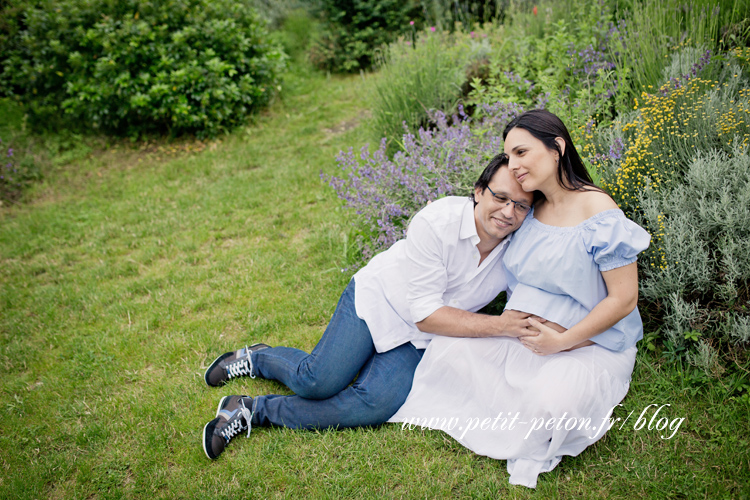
[204,343,271,387]
[202,395,254,460]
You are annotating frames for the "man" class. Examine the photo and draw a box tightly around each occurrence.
[202,153,539,460]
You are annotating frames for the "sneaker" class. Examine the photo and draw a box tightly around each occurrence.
[204,343,271,387]
[202,395,254,460]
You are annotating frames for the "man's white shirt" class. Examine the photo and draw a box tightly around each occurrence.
[353,196,512,352]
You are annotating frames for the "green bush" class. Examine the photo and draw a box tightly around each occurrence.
[310,0,421,72]
[465,0,623,141]
[0,0,286,138]
[609,0,750,102]
[420,0,507,29]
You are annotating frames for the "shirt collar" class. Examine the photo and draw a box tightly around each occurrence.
[460,199,480,245]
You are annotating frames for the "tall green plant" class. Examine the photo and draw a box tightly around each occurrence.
[370,30,473,152]
[609,0,748,102]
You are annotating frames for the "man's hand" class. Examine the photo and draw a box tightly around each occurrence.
[498,309,548,338]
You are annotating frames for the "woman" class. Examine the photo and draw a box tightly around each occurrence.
[389,109,651,488]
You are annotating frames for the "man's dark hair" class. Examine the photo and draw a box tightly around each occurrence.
[471,153,543,206]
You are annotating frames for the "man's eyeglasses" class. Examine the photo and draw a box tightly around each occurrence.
[485,186,532,214]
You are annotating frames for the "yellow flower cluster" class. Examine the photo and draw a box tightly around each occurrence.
[598,69,750,271]
[730,47,750,66]
[603,75,750,214]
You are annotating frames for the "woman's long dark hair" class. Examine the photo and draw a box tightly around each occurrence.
[503,109,600,192]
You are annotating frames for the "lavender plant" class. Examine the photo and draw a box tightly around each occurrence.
[325,102,522,266]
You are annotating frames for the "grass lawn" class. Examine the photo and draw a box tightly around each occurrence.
[1,63,749,499]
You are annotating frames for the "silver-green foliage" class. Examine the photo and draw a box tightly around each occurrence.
[638,147,750,367]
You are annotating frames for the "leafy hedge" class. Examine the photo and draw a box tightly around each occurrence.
[0,0,286,138]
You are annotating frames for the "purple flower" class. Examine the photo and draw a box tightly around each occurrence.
[430,26,436,32]
[609,137,624,161]
[324,101,523,267]
[7,148,13,157]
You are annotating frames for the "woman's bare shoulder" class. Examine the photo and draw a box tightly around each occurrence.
[578,189,619,218]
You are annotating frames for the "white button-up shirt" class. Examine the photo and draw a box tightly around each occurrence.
[353,196,511,353]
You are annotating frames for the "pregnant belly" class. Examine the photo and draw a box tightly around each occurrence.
[505,283,589,330]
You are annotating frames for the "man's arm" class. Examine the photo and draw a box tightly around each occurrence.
[416,307,543,338]
[404,203,546,339]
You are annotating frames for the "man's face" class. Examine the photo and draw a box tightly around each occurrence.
[473,166,533,247]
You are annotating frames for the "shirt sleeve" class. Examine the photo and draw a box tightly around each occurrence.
[405,212,449,323]
[583,212,651,272]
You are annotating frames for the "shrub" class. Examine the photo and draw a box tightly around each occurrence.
[592,49,750,372]
[420,0,507,29]
[608,0,748,101]
[638,148,750,373]
[0,0,286,138]
[466,0,623,135]
[596,51,749,215]
[325,102,522,266]
[310,0,421,72]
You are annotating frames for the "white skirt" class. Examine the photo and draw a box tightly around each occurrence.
[389,336,636,488]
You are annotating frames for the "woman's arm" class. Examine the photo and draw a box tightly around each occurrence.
[518,262,639,355]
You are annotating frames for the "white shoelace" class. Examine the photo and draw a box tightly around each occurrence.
[219,399,253,441]
[226,345,255,380]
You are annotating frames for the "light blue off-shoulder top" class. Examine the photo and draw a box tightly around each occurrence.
[503,208,652,352]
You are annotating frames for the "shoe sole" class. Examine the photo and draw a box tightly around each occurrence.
[202,418,218,460]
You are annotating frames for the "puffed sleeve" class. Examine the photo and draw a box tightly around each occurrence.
[583,210,651,272]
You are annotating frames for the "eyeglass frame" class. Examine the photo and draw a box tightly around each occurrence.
[484,185,532,214]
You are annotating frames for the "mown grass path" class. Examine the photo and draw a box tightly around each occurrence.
[1,67,748,499]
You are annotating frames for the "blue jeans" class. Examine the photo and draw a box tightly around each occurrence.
[249,279,424,429]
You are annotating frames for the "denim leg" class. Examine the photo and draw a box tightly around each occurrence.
[251,279,375,400]
[252,342,425,429]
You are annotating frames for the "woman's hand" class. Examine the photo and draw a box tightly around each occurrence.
[519,318,569,355]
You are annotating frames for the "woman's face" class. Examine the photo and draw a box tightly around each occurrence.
[503,127,563,193]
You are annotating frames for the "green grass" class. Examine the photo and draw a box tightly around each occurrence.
[1,62,749,499]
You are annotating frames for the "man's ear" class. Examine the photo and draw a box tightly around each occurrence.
[474,185,483,199]
[554,137,566,158]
